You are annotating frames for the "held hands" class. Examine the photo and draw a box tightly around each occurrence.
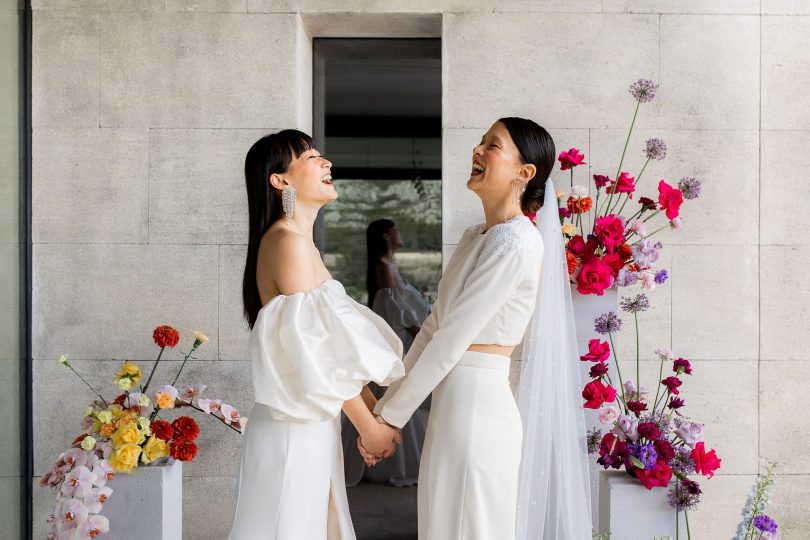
[357,415,402,467]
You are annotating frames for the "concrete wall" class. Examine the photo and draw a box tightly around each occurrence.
[31,1,809,538]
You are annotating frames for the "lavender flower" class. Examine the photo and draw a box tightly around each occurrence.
[617,268,639,287]
[644,138,667,161]
[586,428,602,455]
[631,239,662,267]
[654,269,669,285]
[753,515,778,533]
[670,446,696,476]
[668,482,701,511]
[629,79,659,103]
[621,293,650,314]
[594,312,622,335]
[630,442,658,469]
[678,177,702,200]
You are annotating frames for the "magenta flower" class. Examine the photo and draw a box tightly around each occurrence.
[658,180,684,220]
[606,172,636,198]
[580,338,611,362]
[673,358,692,375]
[593,174,610,188]
[559,148,586,170]
[661,376,682,395]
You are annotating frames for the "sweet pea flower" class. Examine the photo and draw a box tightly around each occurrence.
[658,180,684,220]
[631,239,662,267]
[616,268,638,287]
[83,485,113,513]
[607,172,636,198]
[628,219,647,238]
[675,422,704,448]
[582,380,617,409]
[655,347,674,360]
[670,217,682,230]
[593,174,610,188]
[691,441,721,478]
[641,272,657,291]
[580,339,611,362]
[599,405,621,424]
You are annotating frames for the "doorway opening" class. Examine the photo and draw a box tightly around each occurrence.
[313,38,441,540]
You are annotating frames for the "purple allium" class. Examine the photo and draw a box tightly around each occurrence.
[621,293,650,314]
[678,177,702,200]
[668,396,685,411]
[586,428,602,455]
[644,138,667,161]
[753,515,778,533]
[670,446,696,475]
[593,174,610,188]
[630,442,659,469]
[617,268,639,287]
[667,482,701,511]
[654,269,669,285]
[594,312,622,335]
[629,79,659,103]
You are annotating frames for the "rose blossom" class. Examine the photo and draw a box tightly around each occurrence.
[613,414,639,441]
[691,442,721,478]
[675,422,704,448]
[594,215,626,253]
[580,339,611,362]
[559,148,586,170]
[658,180,684,220]
[567,235,586,257]
[599,405,621,424]
[576,258,614,296]
[636,459,673,490]
[582,380,617,409]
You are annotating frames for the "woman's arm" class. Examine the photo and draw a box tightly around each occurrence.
[342,394,400,456]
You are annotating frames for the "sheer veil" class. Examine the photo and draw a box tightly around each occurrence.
[515,177,592,539]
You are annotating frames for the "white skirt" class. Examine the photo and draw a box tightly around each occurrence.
[418,351,523,539]
[228,404,355,540]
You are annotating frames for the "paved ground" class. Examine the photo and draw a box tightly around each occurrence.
[347,482,418,540]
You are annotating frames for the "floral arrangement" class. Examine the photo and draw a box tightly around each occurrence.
[582,298,721,540]
[552,79,703,296]
[734,462,780,540]
[40,325,245,540]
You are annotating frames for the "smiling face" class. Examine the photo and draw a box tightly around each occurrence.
[468,121,534,203]
[270,147,336,207]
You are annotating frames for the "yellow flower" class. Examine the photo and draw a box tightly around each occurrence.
[556,189,567,200]
[562,223,579,237]
[193,330,209,346]
[138,416,152,436]
[138,394,151,408]
[111,422,146,447]
[141,436,169,465]
[81,436,96,451]
[155,392,175,410]
[110,442,141,473]
[97,411,113,424]
[114,362,144,384]
[83,406,95,417]
[109,405,124,419]
[116,378,132,391]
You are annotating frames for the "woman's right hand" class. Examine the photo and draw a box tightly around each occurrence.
[359,418,400,458]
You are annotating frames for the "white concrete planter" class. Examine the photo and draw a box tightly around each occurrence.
[101,459,183,539]
[570,284,619,530]
[599,471,686,539]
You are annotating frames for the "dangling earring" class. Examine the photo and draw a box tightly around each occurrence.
[511,177,527,205]
[282,186,296,220]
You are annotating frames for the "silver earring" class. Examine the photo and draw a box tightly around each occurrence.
[282,186,296,220]
[511,178,527,205]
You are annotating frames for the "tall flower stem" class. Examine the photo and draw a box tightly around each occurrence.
[643,208,663,223]
[685,509,692,540]
[644,224,669,240]
[607,333,628,413]
[616,158,651,215]
[570,168,573,190]
[141,347,165,394]
[171,345,199,387]
[67,366,108,408]
[653,356,665,414]
[634,312,640,393]
[601,99,641,217]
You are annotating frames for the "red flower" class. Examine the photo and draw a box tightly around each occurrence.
[691,442,721,478]
[597,433,628,470]
[636,459,673,490]
[153,325,180,349]
[661,376,682,395]
[593,174,610,188]
[567,196,593,214]
[673,358,692,375]
[566,251,578,277]
[576,258,614,296]
[150,419,174,441]
[567,235,587,257]
[594,215,625,253]
[169,437,198,462]
[113,393,127,406]
[637,421,661,441]
[559,207,572,220]
[638,197,658,211]
[657,180,684,220]
[559,148,586,170]
[654,439,675,461]
[582,380,617,409]
[172,416,200,442]
[606,172,636,198]
[602,252,624,276]
[580,339,610,362]
[618,243,633,263]
[589,362,609,378]
[627,400,648,417]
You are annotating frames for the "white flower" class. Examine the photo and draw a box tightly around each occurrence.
[58,354,71,367]
[198,398,222,414]
[80,436,96,452]
[193,330,209,345]
[221,403,242,426]
[55,498,88,534]
[91,460,114,487]
[75,514,110,539]
[655,347,674,360]
[60,465,97,498]
[182,384,207,401]
[670,217,682,230]
[137,416,152,436]
[116,377,132,391]
[83,486,113,514]
[96,411,112,424]
[570,185,589,199]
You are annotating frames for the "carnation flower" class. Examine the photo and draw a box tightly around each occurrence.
[639,411,671,439]
[661,376,682,395]
[562,223,579,236]
[58,354,72,368]
[193,330,209,347]
[627,400,648,417]
[678,177,702,200]
[169,437,198,462]
[153,324,180,349]
[150,419,174,441]
[637,422,661,441]
[172,416,200,442]
[644,138,667,160]
[593,174,610,188]
[638,196,657,211]
[620,293,650,314]
[673,358,692,375]
[668,396,685,411]
[594,312,622,335]
[629,79,659,103]
[589,362,609,378]
[654,269,669,284]
[558,148,586,170]
[80,436,96,452]
[559,207,572,219]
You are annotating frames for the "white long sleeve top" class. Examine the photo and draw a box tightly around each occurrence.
[374,214,544,428]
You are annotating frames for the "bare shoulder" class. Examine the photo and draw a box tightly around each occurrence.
[257,225,322,295]
[374,260,396,289]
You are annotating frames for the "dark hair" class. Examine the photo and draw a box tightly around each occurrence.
[366,219,395,308]
[497,117,556,214]
[242,129,314,329]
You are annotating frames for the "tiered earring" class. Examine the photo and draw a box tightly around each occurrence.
[282,186,296,220]
[511,178,527,205]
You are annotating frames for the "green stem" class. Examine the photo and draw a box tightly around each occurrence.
[171,345,199,387]
[685,509,692,540]
[603,99,641,217]
[644,224,669,240]
[617,158,651,215]
[653,356,665,414]
[68,365,109,408]
[643,208,663,223]
[634,312,640,395]
[676,510,680,540]
[141,347,165,394]
[607,333,628,413]
[570,168,573,190]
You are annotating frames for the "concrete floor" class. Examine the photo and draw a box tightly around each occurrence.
[347,482,418,540]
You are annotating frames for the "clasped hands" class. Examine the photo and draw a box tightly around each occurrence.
[357,415,401,467]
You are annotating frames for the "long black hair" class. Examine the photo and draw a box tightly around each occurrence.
[497,117,556,214]
[242,129,314,329]
[366,218,395,308]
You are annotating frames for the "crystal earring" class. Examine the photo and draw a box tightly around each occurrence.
[511,178,527,205]
[282,186,296,220]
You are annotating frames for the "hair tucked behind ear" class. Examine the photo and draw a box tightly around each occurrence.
[497,117,556,214]
[242,129,314,329]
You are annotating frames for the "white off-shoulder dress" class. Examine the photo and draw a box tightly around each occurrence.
[375,215,543,540]
[228,280,405,540]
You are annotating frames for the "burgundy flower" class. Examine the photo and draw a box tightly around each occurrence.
[567,235,586,257]
[559,207,573,220]
[589,362,609,378]
[654,439,675,461]
[681,479,702,495]
[627,400,648,417]
[673,358,692,375]
[637,421,661,441]
[593,174,610,188]
[668,396,685,410]
[661,376,682,395]
[597,433,628,470]
[638,197,657,211]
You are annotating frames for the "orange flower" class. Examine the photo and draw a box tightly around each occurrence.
[100,423,115,437]
[153,325,180,349]
[566,196,593,214]
[618,243,633,262]
[566,251,578,277]
[155,392,175,410]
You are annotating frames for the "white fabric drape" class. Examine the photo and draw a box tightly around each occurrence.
[516,178,593,539]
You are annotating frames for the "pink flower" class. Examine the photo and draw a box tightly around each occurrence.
[60,465,97,499]
[670,217,682,230]
[56,498,88,535]
[613,414,639,441]
[628,219,647,237]
[559,148,586,170]
[606,172,636,198]
[580,339,611,362]
[594,215,626,253]
[198,398,222,414]
[658,180,684,220]
[582,380,617,409]
[636,459,673,490]
[691,442,721,478]
[75,515,110,539]
[91,459,114,487]
[83,486,113,513]
[599,405,620,424]
[675,422,704,448]
[655,348,674,360]
[576,258,615,296]
[221,403,243,427]
[640,272,657,291]
[182,384,207,401]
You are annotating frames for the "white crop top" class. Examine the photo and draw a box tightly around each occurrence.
[375,214,544,428]
[249,280,405,423]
